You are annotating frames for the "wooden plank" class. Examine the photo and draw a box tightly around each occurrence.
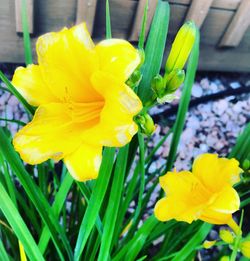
[76,0,97,34]
[129,0,157,41]
[168,0,241,10]
[185,0,214,28]
[219,0,250,47]
[15,0,34,33]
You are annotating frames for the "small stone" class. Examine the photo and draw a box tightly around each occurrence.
[192,83,203,98]
[212,100,228,116]
[230,81,241,89]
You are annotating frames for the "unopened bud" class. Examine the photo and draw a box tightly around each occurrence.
[165,21,196,74]
[242,159,250,170]
[219,229,234,244]
[164,69,185,93]
[126,70,142,89]
[134,113,155,136]
[151,74,165,97]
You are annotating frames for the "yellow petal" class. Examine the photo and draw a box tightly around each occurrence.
[95,39,140,81]
[200,209,232,225]
[154,197,198,223]
[209,186,240,214]
[85,71,142,147]
[192,154,241,192]
[13,103,82,164]
[12,65,57,106]
[64,144,102,182]
[36,23,102,103]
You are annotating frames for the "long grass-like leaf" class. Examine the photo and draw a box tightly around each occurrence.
[21,0,33,65]
[98,145,129,261]
[138,0,149,50]
[0,239,10,261]
[38,173,73,254]
[0,182,44,261]
[0,71,35,115]
[0,128,73,260]
[105,0,112,39]
[166,28,200,172]
[171,223,211,261]
[74,148,116,261]
[137,0,170,104]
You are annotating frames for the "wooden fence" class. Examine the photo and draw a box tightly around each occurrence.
[0,0,250,71]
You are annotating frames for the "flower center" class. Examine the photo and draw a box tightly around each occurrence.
[69,100,105,129]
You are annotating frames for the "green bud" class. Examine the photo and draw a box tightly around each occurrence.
[134,113,155,136]
[126,70,142,89]
[164,69,185,93]
[242,159,250,170]
[165,21,196,74]
[151,74,165,97]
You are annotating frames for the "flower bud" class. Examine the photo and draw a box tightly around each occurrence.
[164,69,185,93]
[203,240,216,249]
[151,74,165,97]
[220,256,230,261]
[134,113,155,136]
[165,21,196,74]
[219,229,234,244]
[240,240,250,258]
[242,159,250,170]
[126,70,142,89]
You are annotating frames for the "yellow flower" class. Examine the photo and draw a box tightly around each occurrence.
[154,154,242,225]
[12,23,142,181]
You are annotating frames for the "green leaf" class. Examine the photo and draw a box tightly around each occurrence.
[0,71,35,115]
[106,0,112,39]
[38,173,74,254]
[113,215,158,261]
[138,0,149,49]
[0,239,10,261]
[229,123,250,163]
[74,147,116,261]
[0,128,73,260]
[137,0,170,104]
[171,223,212,261]
[21,0,33,65]
[98,145,129,261]
[0,182,44,261]
[166,28,200,172]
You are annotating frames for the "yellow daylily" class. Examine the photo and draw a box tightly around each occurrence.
[12,23,142,181]
[154,154,242,226]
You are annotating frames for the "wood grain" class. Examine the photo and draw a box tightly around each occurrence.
[15,0,34,33]
[129,0,157,41]
[185,0,214,28]
[0,0,250,72]
[168,0,241,10]
[219,0,250,47]
[76,0,97,34]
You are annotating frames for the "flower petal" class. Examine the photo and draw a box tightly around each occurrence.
[36,23,102,103]
[12,65,57,106]
[13,103,82,164]
[192,154,241,192]
[64,144,102,182]
[86,71,142,147]
[95,39,140,81]
[200,210,233,225]
[209,186,240,214]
